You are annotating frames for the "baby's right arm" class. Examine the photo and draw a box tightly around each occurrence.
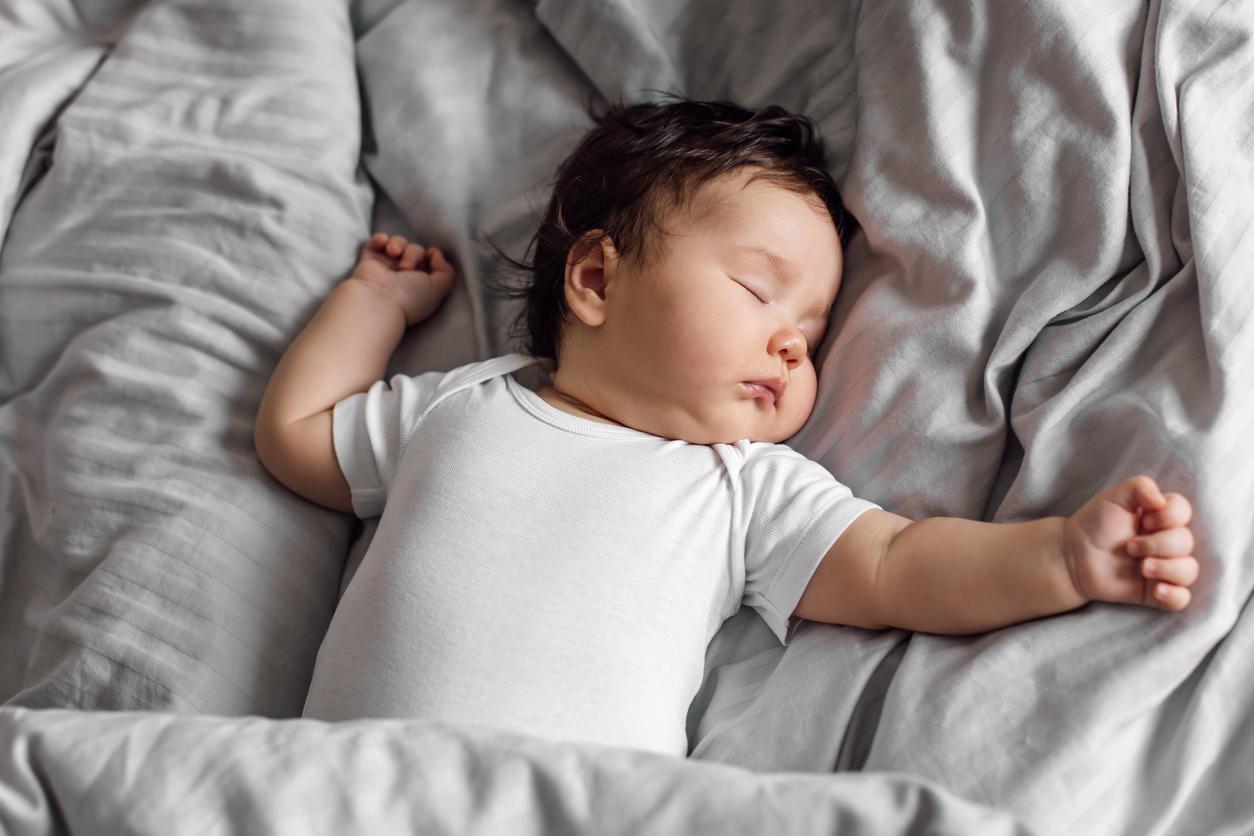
[254,233,455,512]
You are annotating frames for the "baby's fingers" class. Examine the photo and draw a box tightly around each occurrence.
[385,234,409,258]
[360,233,391,260]
[1127,526,1194,558]
[1142,492,1192,531]
[1148,582,1192,612]
[1141,555,1199,587]
[1103,475,1166,513]
[399,242,426,270]
[427,247,456,283]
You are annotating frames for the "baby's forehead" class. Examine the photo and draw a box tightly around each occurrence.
[670,171,770,229]
[673,173,836,242]
[658,177,842,281]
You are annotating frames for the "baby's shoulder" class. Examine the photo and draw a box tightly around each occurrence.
[438,353,540,389]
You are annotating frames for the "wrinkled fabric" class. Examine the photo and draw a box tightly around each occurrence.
[0,0,1250,833]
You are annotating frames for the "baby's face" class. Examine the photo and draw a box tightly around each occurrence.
[556,169,842,445]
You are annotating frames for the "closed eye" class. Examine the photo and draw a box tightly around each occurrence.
[734,278,767,303]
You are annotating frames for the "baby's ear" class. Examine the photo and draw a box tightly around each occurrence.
[566,230,616,266]
[598,234,622,265]
[564,231,613,326]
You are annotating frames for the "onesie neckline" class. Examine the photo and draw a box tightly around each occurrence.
[504,365,662,441]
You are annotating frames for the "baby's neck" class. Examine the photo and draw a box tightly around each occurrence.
[535,385,623,426]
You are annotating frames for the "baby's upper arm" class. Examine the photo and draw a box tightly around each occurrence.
[792,508,912,630]
[254,409,354,514]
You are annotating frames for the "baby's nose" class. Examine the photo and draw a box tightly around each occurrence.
[770,327,807,364]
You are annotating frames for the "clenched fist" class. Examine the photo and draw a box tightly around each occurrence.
[1062,475,1198,612]
[349,232,456,327]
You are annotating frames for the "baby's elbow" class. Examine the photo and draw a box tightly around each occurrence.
[253,412,354,514]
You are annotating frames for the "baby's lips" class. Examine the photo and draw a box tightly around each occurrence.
[742,380,780,405]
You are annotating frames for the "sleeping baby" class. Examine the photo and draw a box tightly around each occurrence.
[254,97,1198,757]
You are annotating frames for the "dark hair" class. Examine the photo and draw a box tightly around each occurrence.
[484,93,858,362]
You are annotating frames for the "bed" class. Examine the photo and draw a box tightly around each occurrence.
[1,0,1251,833]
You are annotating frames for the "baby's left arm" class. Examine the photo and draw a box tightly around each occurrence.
[793,476,1198,635]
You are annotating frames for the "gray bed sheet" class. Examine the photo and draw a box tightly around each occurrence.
[0,706,1028,836]
[1,0,1251,834]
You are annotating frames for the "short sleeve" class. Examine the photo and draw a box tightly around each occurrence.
[331,370,444,519]
[737,442,880,645]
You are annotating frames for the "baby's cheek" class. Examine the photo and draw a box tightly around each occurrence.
[782,378,818,435]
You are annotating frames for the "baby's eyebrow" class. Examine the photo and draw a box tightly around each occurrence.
[733,244,799,284]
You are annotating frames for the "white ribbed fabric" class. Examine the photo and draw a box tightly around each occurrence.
[304,354,878,756]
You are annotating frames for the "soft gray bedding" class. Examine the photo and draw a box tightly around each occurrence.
[0,707,1027,835]
[1,0,1251,834]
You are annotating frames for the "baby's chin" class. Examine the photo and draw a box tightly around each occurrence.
[746,408,811,444]
[680,416,806,446]
[618,396,809,445]
[741,426,801,444]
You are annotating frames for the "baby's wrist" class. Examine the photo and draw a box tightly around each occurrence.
[344,276,409,325]
[1054,515,1090,606]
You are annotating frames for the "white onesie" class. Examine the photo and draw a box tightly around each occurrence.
[301,353,878,756]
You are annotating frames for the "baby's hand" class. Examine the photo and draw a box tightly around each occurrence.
[349,232,456,326]
[1062,476,1198,612]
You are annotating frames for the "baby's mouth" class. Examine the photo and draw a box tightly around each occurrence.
[742,380,782,405]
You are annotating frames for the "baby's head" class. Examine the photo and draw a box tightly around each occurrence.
[500,96,855,445]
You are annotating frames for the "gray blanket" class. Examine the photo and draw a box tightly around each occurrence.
[1,0,1251,833]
